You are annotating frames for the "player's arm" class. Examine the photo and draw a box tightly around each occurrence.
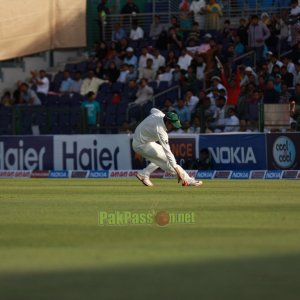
[157,130,187,184]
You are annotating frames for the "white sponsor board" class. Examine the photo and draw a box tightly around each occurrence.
[54,135,132,170]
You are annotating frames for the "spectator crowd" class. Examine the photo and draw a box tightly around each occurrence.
[1,0,300,133]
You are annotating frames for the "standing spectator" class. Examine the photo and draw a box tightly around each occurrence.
[81,91,100,127]
[224,107,240,132]
[248,15,270,65]
[59,71,74,94]
[204,0,223,31]
[120,0,140,28]
[220,66,241,105]
[70,71,83,93]
[190,0,206,30]
[150,16,164,41]
[210,96,226,132]
[179,0,192,30]
[121,0,140,15]
[112,23,127,42]
[30,70,49,95]
[80,70,108,96]
[290,0,300,48]
[237,18,249,47]
[19,83,41,105]
[183,66,198,93]
[263,79,280,103]
[129,20,144,41]
[97,0,110,41]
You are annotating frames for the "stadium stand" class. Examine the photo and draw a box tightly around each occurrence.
[1,0,300,134]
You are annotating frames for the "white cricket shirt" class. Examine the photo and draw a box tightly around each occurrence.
[133,108,177,168]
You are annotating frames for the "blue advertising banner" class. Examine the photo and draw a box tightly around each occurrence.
[199,133,267,170]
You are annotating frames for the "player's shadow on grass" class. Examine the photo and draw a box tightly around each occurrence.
[1,253,300,300]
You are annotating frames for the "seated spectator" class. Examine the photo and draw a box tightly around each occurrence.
[95,61,106,79]
[280,65,294,87]
[224,107,240,132]
[161,98,176,113]
[152,48,166,72]
[30,70,49,95]
[196,33,212,54]
[267,52,283,74]
[185,90,199,114]
[263,79,280,103]
[19,82,41,105]
[59,71,74,93]
[139,58,156,81]
[70,71,83,93]
[166,50,178,68]
[294,62,300,85]
[209,96,226,132]
[80,70,108,96]
[115,38,130,62]
[112,23,127,42]
[207,87,220,106]
[210,75,226,94]
[117,64,130,83]
[124,80,138,102]
[128,78,154,107]
[150,16,164,41]
[240,66,258,87]
[157,65,173,83]
[124,47,138,70]
[167,27,183,50]
[187,22,201,46]
[138,47,155,73]
[175,98,191,124]
[202,96,217,127]
[1,91,14,107]
[81,91,100,127]
[188,116,202,133]
[191,53,206,82]
[129,20,144,41]
[182,66,198,93]
[280,83,292,104]
[178,48,193,71]
[282,56,296,75]
[155,30,168,50]
[104,62,120,83]
[233,35,245,57]
[273,74,282,93]
[126,65,138,81]
[119,121,132,134]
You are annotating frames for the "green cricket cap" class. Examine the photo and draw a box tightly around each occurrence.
[165,112,182,129]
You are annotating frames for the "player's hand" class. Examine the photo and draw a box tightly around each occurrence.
[175,167,187,185]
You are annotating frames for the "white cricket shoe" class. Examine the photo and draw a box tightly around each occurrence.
[136,173,154,187]
[183,177,203,187]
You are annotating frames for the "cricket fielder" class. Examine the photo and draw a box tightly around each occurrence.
[132,108,203,187]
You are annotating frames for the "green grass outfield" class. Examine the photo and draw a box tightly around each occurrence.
[0,179,300,300]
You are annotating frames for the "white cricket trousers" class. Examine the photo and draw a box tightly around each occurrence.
[132,140,192,182]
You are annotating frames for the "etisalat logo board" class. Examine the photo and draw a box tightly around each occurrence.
[98,211,196,226]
